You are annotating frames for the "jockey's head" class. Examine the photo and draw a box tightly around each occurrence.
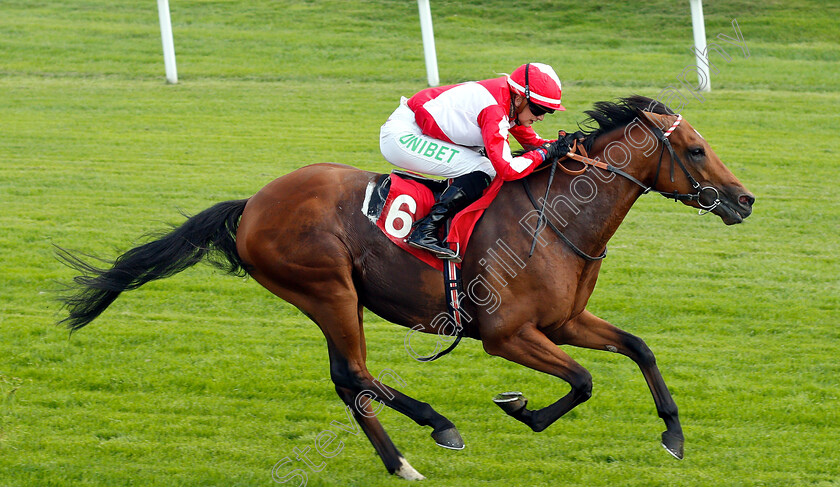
[507,63,565,126]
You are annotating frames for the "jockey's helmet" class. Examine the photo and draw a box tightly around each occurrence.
[507,63,565,112]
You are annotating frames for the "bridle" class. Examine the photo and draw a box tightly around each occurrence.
[523,112,722,261]
[645,114,722,215]
[560,113,722,213]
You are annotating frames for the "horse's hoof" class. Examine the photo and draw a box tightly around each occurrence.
[661,430,684,460]
[431,427,465,450]
[493,391,528,416]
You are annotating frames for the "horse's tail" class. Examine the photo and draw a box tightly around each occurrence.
[56,199,250,333]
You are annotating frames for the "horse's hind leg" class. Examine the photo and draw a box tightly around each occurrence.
[295,286,461,479]
[290,291,418,478]
[359,371,464,451]
[547,309,684,459]
[239,199,460,474]
[334,385,424,480]
[318,305,464,450]
[315,301,410,477]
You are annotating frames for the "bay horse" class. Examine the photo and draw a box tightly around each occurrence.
[58,95,754,480]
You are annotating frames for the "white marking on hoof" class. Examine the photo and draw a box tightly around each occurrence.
[395,457,425,481]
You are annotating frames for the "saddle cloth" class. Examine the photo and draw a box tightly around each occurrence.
[363,170,505,270]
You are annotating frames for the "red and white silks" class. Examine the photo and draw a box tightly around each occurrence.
[379,76,554,182]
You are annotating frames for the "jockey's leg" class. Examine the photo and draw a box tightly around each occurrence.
[406,171,491,260]
[379,100,493,178]
[380,97,496,260]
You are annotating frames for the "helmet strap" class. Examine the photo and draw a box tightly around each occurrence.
[524,63,531,102]
[511,94,528,126]
[511,63,532,126]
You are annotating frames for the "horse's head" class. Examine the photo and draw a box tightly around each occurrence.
[639,111,755,225]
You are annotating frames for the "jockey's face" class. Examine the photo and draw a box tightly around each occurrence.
[513,94,546,126]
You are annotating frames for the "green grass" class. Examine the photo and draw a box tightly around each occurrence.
[1,1,839,485]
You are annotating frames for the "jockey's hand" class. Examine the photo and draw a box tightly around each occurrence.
[545,138,570,161]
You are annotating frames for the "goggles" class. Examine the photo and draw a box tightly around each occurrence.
[528,100,554,116]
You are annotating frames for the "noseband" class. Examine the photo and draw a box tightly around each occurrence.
[647,114,722,215]
[551,113,722,213]
[523,112,722,261]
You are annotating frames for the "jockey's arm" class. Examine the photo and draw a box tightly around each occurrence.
[509,124,555,151]
[477,106,552,182]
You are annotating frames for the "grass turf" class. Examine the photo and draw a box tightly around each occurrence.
[1,1,838,485]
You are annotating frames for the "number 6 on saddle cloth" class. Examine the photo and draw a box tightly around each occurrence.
[363,170,492,270]
[363,170,479,360]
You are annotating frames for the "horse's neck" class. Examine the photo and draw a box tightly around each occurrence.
[542,130,658,255]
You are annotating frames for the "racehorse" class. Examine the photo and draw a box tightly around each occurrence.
[58,95,754,480]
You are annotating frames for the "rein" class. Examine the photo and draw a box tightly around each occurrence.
[522,178,607,261]
[562,114,721,212]
[523,113,722,260]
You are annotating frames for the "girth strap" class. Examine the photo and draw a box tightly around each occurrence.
[414,259,465,362]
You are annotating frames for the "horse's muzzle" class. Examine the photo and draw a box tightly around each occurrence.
[713,187,755,225]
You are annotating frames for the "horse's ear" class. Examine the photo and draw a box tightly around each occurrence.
[638,110,668,132]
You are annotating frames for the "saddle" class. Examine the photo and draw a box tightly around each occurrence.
[366,130,594,269]
[364,170,503,270]
[364,170,468,361]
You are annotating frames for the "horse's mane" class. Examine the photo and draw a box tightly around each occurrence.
[514,95,674,156]
[578,95,674,151]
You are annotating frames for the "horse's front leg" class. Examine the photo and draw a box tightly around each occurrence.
[547,309,684,459]
[483,322,593,432]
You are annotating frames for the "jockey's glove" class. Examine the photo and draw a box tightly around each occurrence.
[544,138,571,161]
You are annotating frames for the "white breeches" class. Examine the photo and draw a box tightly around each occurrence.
[379,98,497,179]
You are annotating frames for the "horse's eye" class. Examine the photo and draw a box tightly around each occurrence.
[689,147,705,158]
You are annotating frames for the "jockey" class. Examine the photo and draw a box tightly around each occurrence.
[380,62,571,261]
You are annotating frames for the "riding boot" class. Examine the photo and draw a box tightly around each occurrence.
[407,171,491,261]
